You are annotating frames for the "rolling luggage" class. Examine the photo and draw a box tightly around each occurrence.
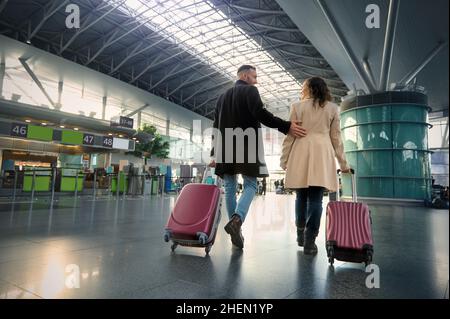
[163,168,222,255]
[326,169,374,266]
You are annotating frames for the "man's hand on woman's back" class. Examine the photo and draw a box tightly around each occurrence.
[289,121,307,138]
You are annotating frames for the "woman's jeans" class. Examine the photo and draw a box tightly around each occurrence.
[295,187,325,240]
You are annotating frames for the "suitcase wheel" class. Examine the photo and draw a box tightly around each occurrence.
[197,232,208,245]
[164,231,171,243]
[328,257,334,266]
[171,243,178,252]
[326,244,335,266]
[365,250,373,267]
[205,245,211,255]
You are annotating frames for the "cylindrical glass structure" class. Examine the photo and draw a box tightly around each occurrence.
[340,91,432,200]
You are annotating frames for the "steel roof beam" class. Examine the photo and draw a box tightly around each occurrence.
[165,73,200,97]
[228,3,285,15]
[379,0,401,91]
[193,95,218,111]
[316,0,375,93]
[27,0,70,41]
[19,57,56,108]
[130,50,187,84]
[188,81,232,108]
[150,60,207,90]
[247,20,302,33]
[0,0,8,15]
[84,4,158,65]
[108,37,167,74]
[399,41,447,85]
[363,59,378,92]
[59,0,125,54]
[126,104,149,117]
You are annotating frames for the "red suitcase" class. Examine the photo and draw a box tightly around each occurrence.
[164,169,222,255]
[326,169,374,266]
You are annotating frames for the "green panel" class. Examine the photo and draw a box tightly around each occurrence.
[357,151,393,176]
[61,130,83,145]
[23,176,51,191]
[357,123,392,149]
[357,105,391,123]
[111,172,128,193]
[345,152,357,170]
[341,108,358,151]
[392,123,428,150]
[60,177,84,192]
[342,176,393,198]
[152,178,159,195]
[394,178,431,199]
[340,110,356,129]
[393,150,431,178]
[392,104,428,122]
[27,125,53,141]
[342,127,358,151]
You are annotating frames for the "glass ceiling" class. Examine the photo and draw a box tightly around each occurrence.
[114,0,302,112]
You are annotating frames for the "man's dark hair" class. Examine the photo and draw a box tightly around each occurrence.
[237,65,256,74]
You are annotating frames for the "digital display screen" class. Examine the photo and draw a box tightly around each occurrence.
[112,138,130,150]
[27,125,53,141]
[61,130,83,145]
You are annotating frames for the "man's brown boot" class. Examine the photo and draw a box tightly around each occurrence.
[224,215,244,249]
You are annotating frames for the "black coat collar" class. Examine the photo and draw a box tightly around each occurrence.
[235,79,249,86]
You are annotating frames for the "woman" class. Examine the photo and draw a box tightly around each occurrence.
[280,77,351,255]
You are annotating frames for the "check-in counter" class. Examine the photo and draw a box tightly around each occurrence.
[111,171,128,193]
[60,169,84,192]
[23,169,51,192]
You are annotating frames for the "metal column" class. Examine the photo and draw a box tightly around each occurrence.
[102,96,107,120]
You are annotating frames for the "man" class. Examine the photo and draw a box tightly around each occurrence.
[209,65,307,249]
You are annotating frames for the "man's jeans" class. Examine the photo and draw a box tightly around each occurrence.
[223,174,257,222]
[295,187,325,240]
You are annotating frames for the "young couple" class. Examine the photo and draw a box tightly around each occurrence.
[210,65,350,255]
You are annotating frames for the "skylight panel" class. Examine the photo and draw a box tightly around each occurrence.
[115,0,301,111]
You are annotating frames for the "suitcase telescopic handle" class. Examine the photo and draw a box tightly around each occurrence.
[336,169,357,202]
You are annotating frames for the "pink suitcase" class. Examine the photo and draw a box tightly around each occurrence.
[164,169,222,255]
[326,169,374,266]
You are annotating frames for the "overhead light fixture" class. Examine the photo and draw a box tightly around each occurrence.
[25,120,31,123]
[74,128,79,131]
[108,133,113,136]
[119,135,123,138]
[41,123,47,126]
[60,125,65,128]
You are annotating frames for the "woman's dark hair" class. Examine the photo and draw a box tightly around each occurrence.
[305,77,332,108]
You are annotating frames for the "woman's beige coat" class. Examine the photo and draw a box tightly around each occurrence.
[280,99,349,192]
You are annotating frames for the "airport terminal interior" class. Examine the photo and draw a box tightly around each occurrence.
[0,0,448,299]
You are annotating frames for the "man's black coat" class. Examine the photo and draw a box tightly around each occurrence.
[211,80,291,177]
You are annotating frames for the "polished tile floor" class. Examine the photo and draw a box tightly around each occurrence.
[0,192,448,299]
